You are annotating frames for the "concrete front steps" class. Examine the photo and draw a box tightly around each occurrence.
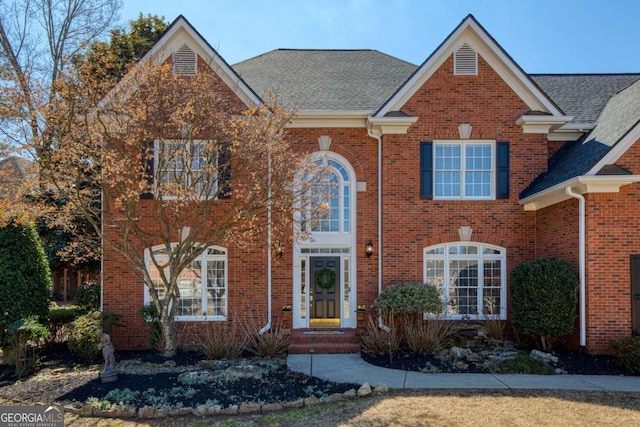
[288,328,361,354]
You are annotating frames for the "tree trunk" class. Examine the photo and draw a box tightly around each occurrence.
[159,314,177,357]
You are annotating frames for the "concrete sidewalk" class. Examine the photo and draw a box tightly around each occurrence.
[287,353,640,392]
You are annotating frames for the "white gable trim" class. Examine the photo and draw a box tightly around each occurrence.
[376,16,566,119]
[588,121,640,174]
[142,16,261,108]
[286,110,371,128]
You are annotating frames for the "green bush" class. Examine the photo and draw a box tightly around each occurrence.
[610,336,640,373]
[44,305,83,349]
[373,283,443,315]
[489,353,555,375]
[509,257,578,351]
[74,282,101,311]
[68,311,120,360]
[7,316,49,377]
[0,220,52,343]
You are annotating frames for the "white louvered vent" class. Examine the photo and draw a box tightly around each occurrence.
[172,44,197,76]
[454,43,477,76]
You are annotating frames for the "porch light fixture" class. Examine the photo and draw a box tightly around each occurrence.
[365,240,374,257]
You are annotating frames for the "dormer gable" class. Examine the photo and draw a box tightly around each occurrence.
[374,15,572,134]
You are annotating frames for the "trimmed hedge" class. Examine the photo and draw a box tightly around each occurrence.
[374,282,443,315]
[610,336,640,373]
[509,257,578,351]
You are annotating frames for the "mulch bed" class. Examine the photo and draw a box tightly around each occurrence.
[362,349,638,376]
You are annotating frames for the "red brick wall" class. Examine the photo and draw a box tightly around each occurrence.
[379,54,543,292]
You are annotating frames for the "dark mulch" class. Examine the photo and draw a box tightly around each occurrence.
[0,350,359,408]
[362,349,638,376]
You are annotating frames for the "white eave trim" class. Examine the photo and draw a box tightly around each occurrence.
[548,123,595,141]
[520,175,640,211]
[515,115,574,134]
[367,116,419,135]
[286,110,371,128]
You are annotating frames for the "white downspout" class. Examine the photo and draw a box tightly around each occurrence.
[565,186,586,350]
[260,151,273,335]
[367,126,388,331]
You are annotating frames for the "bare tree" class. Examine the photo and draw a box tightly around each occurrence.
[0,0,121,164]
[45,58,329,356]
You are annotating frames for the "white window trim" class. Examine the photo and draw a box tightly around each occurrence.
[423,242,506,320]
[433,139,496,200]
[143,244,228,321]
[154,139,218,201]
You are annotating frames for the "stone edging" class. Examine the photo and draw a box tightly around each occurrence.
[62,383,389,419]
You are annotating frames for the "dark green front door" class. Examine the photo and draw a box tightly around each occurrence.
[310,256,340,322]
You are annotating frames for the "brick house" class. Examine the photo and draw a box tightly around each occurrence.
[103,14,640,354]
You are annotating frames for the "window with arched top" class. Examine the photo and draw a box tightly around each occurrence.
[300,157,351,234]
[424,242,506,319]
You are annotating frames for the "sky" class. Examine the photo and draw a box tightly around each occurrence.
[118,0,640,74]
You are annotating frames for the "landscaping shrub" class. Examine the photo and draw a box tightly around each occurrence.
[610,336,640,373]
[6,316,49,377]
[509,257,578,351]
[242,313,289,358]
[190,317,244,360]
[68,311,119,360]
[73,282,101,311]
[373,282,443,315]
[489,353,555,375]
[403,317,454,354]
[361,315,400,356]
[0,220,52,344]
[139,304,163,352]
[44,304,83,349]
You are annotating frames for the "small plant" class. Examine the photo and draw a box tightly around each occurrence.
[403,316,454,354]
[6,316,49,377]
[190,316,244,360]
[610,336,640,373]
[419,362,441,373]
[73,282,101,311]
[139,304,163,352]
[357,305,367,311]
[281,305,292,311]
[243,314,289,358]
[361,314,400,355]
[103,388,140,408]
[489,353,555,375]
[44,304,82,349]
[481,310,505,341]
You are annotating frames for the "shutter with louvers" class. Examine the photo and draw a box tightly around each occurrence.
[420,141,433,199]
[496,142,510,199]
[140,141,155,199]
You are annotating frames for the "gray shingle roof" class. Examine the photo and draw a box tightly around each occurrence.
[531,74,640,123]
[233,49,417,111]
[521,78,640,198]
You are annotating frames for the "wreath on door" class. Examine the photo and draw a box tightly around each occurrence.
[315,268,337,290]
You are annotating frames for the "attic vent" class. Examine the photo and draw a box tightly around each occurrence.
[172,44,197,76]
[454,43,477,76]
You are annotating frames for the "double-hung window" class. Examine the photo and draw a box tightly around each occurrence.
[155,139,217,199]
[421,140,509,200]
[424,243,506,319]
[146,245,228,320]
[434,141,493,199]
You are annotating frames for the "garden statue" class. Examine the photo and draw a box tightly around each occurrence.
[96,328,117,382]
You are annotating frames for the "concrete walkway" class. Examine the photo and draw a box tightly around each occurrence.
[287,353,640,392]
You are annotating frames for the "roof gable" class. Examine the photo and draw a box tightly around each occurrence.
[375,14,564,118]
[142,15,262,108]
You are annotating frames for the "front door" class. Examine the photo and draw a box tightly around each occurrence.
[631,255,640,335]
[310,256,340,327]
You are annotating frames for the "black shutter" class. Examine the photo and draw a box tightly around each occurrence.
[496,141,510,199]
[218,145,231,199]
[420,141,433,199]
[140,141,155,199]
